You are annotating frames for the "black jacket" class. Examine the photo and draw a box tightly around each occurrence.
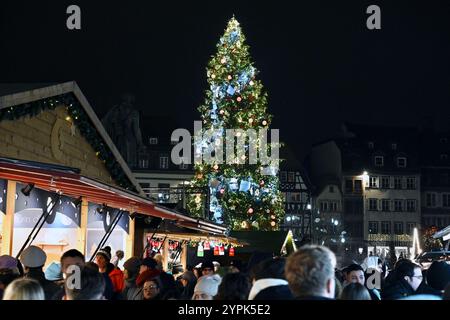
[381,279,415,300]
[25,270,60,300]
[253,285,294,300]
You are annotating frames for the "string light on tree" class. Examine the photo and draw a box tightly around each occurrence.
[187,17,284,230]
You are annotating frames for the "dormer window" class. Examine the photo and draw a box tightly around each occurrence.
[391,143,397,150]
[374,156,384,167]
[368,142,374,149]
[397,157,407,168]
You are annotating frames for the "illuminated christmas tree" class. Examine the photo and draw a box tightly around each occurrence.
[187,17,284,231]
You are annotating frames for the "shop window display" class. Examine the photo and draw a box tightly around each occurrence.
[86,203,129,266]
[12,183,80,267]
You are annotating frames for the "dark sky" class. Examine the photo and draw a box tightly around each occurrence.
[1,1,450,160]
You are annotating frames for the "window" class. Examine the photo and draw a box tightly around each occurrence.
[345,179,353,193]
[382,199,390,212]
[391,143,397,150]
[368,222,378,234]
[426,193,436,207]
[394,222,404,235]
[370,176,378,188]
[394,177,402,189]
[397,157,407,168]
[381,176,390,189]
[159,156,169,169]
[149,137,158,145]
[320,202,328,212]
[443,194,450,207]
[288,172,295,183]
[406,200,416,212]
[369,199,378,211]
[394,200,403,212]
[406,177,416,190]
[406,223,415,235]
[280,171,287,182]
[354,180,362,192]
[329,186,335,193]
[139,183,150,189]
[157,183,170,202]
[330,201,338,212]
[381,221,391,235]
[139,158,149,169]
[368,142,374,149]
[374,156,384,167]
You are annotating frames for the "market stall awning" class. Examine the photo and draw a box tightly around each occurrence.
[433,225,450,241]
[148,231,245,247]
[0,157,227,234]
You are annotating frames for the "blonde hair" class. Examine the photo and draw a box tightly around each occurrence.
[3,278,45,300]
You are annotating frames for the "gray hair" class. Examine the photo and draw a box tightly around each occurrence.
[285,245,336,297]
[3,278,45,300]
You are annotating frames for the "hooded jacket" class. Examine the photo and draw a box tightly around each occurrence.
[248,278,293,300]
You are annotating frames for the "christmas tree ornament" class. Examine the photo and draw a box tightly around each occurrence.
[228,75,232,80]
[221,57,226,64]
[270,221,276,227]
[248,208,254,214]
[262,120,268,126]
[249,80,254,86]
[248,118,254,124]
[237,97,242,102]
[219,109,225,115]
[211,74,216,79]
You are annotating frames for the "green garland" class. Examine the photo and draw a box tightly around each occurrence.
[0,93,137,192]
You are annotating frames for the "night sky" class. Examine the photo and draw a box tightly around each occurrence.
[1,1,450,160]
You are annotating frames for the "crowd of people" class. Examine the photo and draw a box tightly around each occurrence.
[0,244,449,300]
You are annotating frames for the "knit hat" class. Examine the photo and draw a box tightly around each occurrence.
[0,255,18,270]
[426,261,450,291]
[193,275,221,297]
[123,257,142,275]
[45,262,63,281]
[96,248,111,261]
[20,245,47,268]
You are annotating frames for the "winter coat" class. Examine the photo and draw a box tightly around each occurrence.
[25,269,60,300]
[381,278,415,300]
[123,278,142,300]
[109,268,124,293]
[248,279,293,300]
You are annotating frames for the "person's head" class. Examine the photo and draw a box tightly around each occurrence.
[426,261,450,292]
[229,260,243,273]
[192,275,221,300]
[95,248,111,271]
[339,283,372,300]
[64,266,105,300]
[44,262,63,282]
[140,257,158,274]
[201,261,215,277]
[123,257,142,280]
[215,272,251,300]
[395,260,422,292]
[179,271,197,288]
[20,246,47,272]
[0,269,20,291]
[60,249,85,278]
[115,250,125,260]
[3,278,44,300]
[193,267,202,279]
[343,264,365,285]
[0,255,20,275]
[251,257,286,282]
[143,278,161,300]
[153,254,163,270]
[285,245,336,299]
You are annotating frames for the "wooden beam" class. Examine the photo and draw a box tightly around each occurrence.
[126,217,135,259]
[1,181,16,255]
[77,197,88,255]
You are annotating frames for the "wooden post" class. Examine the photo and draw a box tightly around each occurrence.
[126,216,135,259]
[77,197,88,255]
[162,238,169,271]
[1,181,16,255]
[180,242,187,272]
